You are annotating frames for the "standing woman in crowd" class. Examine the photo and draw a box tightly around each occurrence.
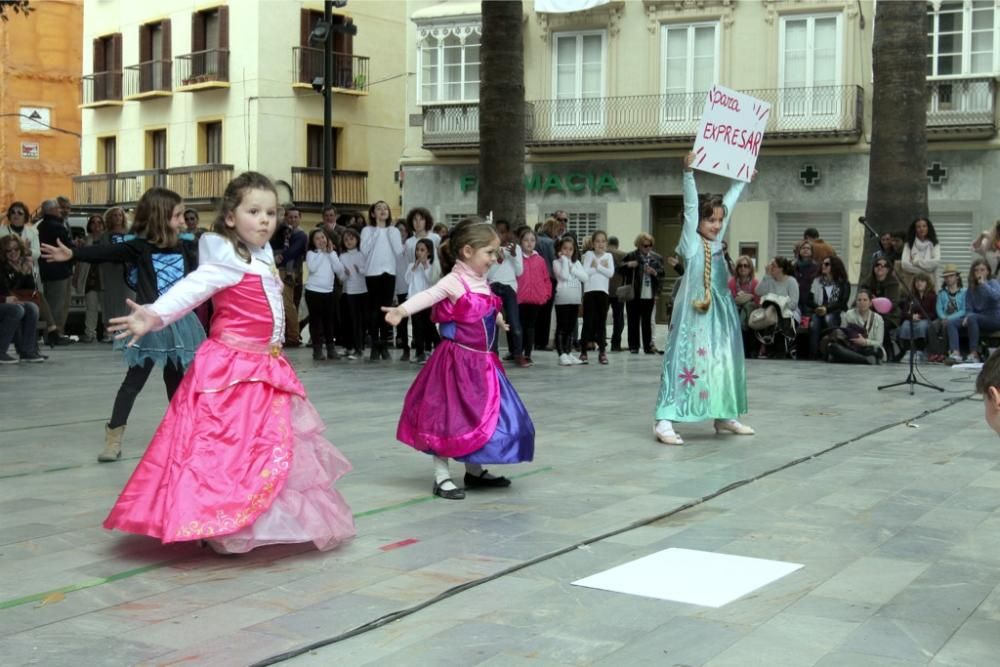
[338,227,367,360]
[552,235,589,366]
[806,255,850,359]
[394,220,412,361]
[98,206,136,342]
[946,258,1000,364]
[305,227,346,360]
[899,216,941,288]
[533,217,559,352]
[972,220,1000,276]
[580,230,615,364]
[74,214,106,342]
[101,171,354,554]
[619,232,666,354]
[516,226,552,367]
[654,151,755,445]
[41,188,204,463]
[361,200,403,361]
[383,219,534,500]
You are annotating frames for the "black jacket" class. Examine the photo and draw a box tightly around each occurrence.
[72,238,198,304]
[618,250,667,297]
[37,214,73,282]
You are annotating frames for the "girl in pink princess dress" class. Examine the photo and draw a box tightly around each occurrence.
[105,172,355,554]
[383,219,535,500]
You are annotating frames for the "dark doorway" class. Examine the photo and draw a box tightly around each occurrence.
[650,195,683,324]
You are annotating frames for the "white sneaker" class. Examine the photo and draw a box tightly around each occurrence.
[559,353,574,366]
[569,354,585,365]
[654,420,683,445]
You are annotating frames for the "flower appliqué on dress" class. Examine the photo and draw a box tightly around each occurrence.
[697,347,708,357]
[699,390,709,401]
[679,367,700,387]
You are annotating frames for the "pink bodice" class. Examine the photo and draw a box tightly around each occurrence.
[210,273,282,347]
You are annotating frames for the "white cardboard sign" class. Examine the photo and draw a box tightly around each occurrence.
[692,85,770,182]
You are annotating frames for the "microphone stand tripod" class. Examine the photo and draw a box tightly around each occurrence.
[855,218,944,395]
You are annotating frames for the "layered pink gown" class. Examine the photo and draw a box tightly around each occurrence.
[103,234,355,553]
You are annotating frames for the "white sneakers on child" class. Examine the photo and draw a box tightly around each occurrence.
[558,353,584,366]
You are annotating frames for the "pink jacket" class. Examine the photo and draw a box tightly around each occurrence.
[517,252,553,305]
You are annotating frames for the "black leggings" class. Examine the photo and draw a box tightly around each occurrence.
[109,359,184,429]
[396,292,409,349]
[520,303,541,358]
[305,289,337,347]
[345,292,368,351]
[554,303,579,355]
[411,310,434,355]
[366,274,396,347]
[581,291,610,353]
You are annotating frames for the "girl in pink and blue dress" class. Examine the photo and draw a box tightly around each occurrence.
[104,172,355,554]
[383,219,535,500]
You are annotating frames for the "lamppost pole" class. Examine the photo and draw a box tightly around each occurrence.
[322,0,333,210]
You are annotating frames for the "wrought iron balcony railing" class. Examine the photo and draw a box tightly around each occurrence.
[292,47,369,92]
[124,60,172,98]
[174,49,230,89]
[73,165,232,206]
[81,71,123,106]
[927,77,996,136]
[422,85,864,149]
[290,167,369,206]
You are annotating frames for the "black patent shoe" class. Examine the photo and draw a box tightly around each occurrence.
[432,479,466,500]
[463,471,512,488]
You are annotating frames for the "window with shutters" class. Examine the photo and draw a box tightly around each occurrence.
[418,25,481,104]
[91,33,123,101]
[198,121,223,164]
[300,10,355,88]
[778,14,842,126]
[97,136,117,174]
[146,129,167,170]
[137,20,171,93]
[306,124,338,169]
[565,212,600,240]
[661,22,718,125]
[774,212,844,259]
[446,213,476,227]
[552,31,606,128]
[932,213,976,271]
[188,6,229,82]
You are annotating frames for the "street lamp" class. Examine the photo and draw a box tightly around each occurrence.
[309,0,356,210]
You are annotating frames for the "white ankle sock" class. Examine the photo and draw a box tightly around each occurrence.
[434,456,456,490]
[655,419,675,434]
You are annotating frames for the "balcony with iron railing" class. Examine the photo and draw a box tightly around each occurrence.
[174,49,230,90]
[72,165,232,207]
[927,76,996,138]
[124,60,172,99]
[290,167,369,207]
[422,85,864,150]
[292,47,369,94]
[80,71,123,108]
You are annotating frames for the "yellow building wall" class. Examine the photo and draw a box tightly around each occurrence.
[0,0,82,213]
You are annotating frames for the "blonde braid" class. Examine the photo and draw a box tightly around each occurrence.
[692,237,712,312]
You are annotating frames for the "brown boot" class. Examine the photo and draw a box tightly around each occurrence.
[99,424,125,462]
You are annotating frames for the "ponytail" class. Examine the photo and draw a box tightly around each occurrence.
[692,237,713,312]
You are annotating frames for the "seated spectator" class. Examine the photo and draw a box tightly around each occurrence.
[872,230,900,265]
[803,228,835,263]
[807,255,850,359]
[971,219,1000,276]
[794,240,819,315]
[0,236,45,363]
[897,271,937,363]
[860,257,901,356]
[899,216,941,289]
[752,256,799,358]
[928,264,965,362]
[946,258,1000,364]
[0,235,61,347]
[1,201,40,263]
[728,255,759,354]
[823,288,885,365]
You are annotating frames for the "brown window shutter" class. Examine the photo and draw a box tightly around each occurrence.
[191,11,205,52]
[161,19,171,60]
[218,5,229,50]
[301,8,312,46]
[140,24,151,63]
[112,32,123,98]
[93,37,105,73]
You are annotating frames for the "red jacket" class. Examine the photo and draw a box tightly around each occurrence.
[517,252,553,305]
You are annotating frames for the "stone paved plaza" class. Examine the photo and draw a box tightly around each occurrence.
[1,337,999,666]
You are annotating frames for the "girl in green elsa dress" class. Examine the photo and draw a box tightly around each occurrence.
[654,151,757,445]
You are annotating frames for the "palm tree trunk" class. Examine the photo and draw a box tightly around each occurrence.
[478,0,525,228]
[862,1,928,281]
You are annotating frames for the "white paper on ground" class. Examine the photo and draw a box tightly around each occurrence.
[951,362,984,370]
[572,548,803,608]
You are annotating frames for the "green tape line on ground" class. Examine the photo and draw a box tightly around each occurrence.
[0,465,554,610]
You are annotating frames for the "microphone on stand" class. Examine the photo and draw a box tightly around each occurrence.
[857,215,880,239]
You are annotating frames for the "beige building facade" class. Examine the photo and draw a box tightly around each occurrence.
[75,0,407,218]
[401,0,1000,291]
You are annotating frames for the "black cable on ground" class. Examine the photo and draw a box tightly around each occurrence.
[250,396,970,666]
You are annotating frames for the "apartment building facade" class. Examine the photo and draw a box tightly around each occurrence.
[401,0,1000,285]
[74,0,407,217]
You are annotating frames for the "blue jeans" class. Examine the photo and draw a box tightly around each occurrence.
[947,313,1000,353]
[898,319,929,340]
[490,282,522,357]
[0,301,40,357]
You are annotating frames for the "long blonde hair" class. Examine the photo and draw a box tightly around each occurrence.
[692,238,713,312]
